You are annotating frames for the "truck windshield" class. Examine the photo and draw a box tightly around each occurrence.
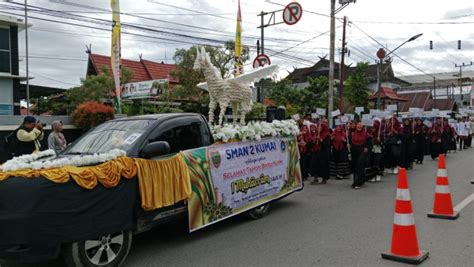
[63,120,154,154]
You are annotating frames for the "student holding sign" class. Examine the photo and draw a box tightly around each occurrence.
[350,122,370,189]
[308,123,331,185]
[413,118,427,164]
[383,115,402,174]
[330,125,351,179]
[428,119,443,159]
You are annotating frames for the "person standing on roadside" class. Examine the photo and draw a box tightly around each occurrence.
[14,116,44,156]
[48,120,67,155]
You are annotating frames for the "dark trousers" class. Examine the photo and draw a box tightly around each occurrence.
[414,137,425,163]
[351,145,365,187]
[430,142,441,159]
[299,153,311,179]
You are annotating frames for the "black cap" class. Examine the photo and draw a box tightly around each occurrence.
[23,116,36,124]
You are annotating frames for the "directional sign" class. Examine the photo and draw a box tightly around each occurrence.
[252,54,271,68]
[282,2,303,26]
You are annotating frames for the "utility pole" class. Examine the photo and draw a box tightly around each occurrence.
[25,0,30,115]
[259,11,265,55]
[455,62,472,107]
[328,0,335,128]
[338,16,347,109]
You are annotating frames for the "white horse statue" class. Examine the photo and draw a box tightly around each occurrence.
[193,47,278,125]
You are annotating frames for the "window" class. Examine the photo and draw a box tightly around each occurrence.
[0,27,10,73]
[153,124,203,153]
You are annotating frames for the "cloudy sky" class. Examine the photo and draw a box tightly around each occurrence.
[1,0,473,88]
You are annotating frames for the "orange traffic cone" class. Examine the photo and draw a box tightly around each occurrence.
[428,154,459,219]
[382,168,429,264]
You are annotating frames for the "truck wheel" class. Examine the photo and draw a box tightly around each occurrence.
[246,204,270,219]
[63,230,132,267]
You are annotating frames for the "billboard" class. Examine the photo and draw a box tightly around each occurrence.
[184,136,302,232]
[122,79,169,99]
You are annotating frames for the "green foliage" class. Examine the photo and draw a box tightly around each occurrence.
[33,66,133,115]
[266,77,337,116]
[246,102,267,120]
[344,62,371,107]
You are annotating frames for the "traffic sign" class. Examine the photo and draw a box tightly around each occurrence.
[282,2,303,26]
[253,54,271,68]
[376,48,386,59]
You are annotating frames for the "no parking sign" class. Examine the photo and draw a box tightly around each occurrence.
[283,2,303,25]
[252,54,271,68]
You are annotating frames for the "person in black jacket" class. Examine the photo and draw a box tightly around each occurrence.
[13,116,44,157]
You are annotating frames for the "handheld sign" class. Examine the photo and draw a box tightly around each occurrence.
[311,113,318,119]
[252,54,271,68]
[346,114,355,121]
[409,107,420,113]
[369,109,378,115]
[282,2,303,25]
[387,104,397,112]
[316,108,326,116]
[355,106,364,114]
[335,119,343,126]
[362,118,374,127]
[423,120,432,128]
[340,116,349,123]
[331,109,341,118]
[291,114,300,121]
[362,114,373,120]
[431,108,440,117]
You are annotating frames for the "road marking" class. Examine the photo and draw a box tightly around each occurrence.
[454,193,474,212]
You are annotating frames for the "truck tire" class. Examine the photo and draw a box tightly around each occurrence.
[246,204,270,219]
[63,230,132,267]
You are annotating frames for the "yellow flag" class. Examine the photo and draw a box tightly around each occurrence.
[234,0,243,76]
[111,0,122,113]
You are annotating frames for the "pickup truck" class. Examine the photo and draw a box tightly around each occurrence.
[0,113,276,266]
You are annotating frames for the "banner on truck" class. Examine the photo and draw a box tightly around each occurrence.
[183,136,302,232]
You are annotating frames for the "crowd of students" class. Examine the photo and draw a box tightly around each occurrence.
[297,114,473,189]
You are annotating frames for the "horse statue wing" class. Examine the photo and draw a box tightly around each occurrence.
[228,65,279,85]
[196,82,209,91]
[195,65,279,91]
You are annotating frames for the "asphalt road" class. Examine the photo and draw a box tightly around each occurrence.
[2,149,473,267]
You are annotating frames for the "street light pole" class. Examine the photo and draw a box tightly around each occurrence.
[375,33,423,110]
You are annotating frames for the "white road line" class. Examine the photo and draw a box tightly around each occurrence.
[454,193,474,212]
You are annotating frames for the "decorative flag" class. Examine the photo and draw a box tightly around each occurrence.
[111,0,122,113]
[234,0,243,77]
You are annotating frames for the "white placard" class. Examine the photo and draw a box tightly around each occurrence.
[387,104,397,112]
[331,109,341,117]
[362,114,373,120]
[423,120,432,128]
[291,114,300,121]
[346,114,355,121]
[317,108,326,116]
[362,118,373,127]
[123,133,142,145]
[355,107,364,114]
[409,107,420,113]
[369,109,378,115]
[335,119,343,126]
[340,116,349,123]
[431,108,440,116]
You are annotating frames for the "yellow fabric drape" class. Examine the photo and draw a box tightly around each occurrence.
[134,153,192,211]
[0,155,191,211]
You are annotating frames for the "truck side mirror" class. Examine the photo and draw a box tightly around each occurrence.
[142,141,170,159]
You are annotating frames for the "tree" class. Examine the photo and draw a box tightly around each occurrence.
[267,80,305,115]
[302,76,332,110]
[32,66,133,115]
[344,62,371,107]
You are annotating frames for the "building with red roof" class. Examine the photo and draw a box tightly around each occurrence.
[86,52,179,85]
